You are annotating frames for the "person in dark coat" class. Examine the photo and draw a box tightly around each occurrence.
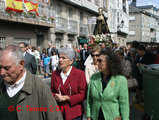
[19,42,37,74]
[135,44,154,103]
[80,44,90,71]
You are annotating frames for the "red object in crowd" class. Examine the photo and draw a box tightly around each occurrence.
[77,50,80,53]
[154,54,159,64]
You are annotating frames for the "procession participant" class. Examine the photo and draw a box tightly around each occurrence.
[0,45,63,120]
[86,49,129,120]
[51,46,87,120]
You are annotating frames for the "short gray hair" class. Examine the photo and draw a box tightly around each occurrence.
[58,46,75,60]
[0,45,24,65]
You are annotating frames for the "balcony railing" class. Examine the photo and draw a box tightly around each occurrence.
[151,37,157,42]
[67,20,78,34]
[150,18,156,29]
[80,24,88,36]
[55,17,68,32]
[117,10,129,35]
[0,1,55,27]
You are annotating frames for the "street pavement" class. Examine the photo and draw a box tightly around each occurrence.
[37,74,143,120]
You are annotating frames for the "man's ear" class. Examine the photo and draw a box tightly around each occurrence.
[19,60,25,69]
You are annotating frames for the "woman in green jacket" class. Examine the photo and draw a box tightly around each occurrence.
[86,49,129,120]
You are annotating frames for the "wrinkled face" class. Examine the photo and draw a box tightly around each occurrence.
[97,55,108,73]
[0,53,24,85]
[59,54,73,70]
[91,51,100,64]
[19,44,26,53]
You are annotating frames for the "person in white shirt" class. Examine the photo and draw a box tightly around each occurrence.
[0,45,63,120]
[50,51,59,71]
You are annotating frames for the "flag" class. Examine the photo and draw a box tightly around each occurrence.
[5,0,23,12]
[24,0,39,16]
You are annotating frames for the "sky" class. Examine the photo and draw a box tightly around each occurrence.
[137,0,159,8]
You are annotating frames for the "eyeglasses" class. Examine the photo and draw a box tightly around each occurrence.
[97,59,105,63]
[91,54,100,57]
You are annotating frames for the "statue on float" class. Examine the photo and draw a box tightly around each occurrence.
[89,7,113,48]
[85,8,113,65]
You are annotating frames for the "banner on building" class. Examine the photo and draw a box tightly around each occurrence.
[5,0,23,12]
[24,0,39,16]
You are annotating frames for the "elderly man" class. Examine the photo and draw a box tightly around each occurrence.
[18,42,37,74]
[0,45,63,120]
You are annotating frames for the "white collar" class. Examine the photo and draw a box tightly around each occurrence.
[4,70,27,97]
[60,66,72,84]
[23,51,27,57]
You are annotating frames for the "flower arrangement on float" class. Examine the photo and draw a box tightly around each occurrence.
[88,33,112,47]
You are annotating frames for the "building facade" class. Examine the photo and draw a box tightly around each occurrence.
[109,0,129,46]
[0,0,130,49]
[51,0,109,48]
[127,5,159,44]
[0,0,55,49]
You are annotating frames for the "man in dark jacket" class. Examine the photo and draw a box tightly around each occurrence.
[135,44,154,103]
[80,43,90,70]
[19,42,37,74]
[0,45,63,120]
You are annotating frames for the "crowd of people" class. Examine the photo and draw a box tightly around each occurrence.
[0,41,159,120]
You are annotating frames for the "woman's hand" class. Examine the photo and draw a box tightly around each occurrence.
[62,95,70,102]
[55,94,63,102]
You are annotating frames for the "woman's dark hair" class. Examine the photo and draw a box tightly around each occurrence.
[42,48,46,53]
[52,50,56,55]
[100,48,123,76]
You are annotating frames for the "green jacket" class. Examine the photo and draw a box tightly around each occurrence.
[86,72,129,120]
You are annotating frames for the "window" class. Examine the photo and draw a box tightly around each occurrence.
[68,8,73,20]
[129,31,135,36]
[129,16,135,21]
[56,4,61,17]
[0,37,6,48]
[117,12,119,23]
[103,0,107,9]
[80,11,83,24]
[55,39,61,49]
[67,40,72,47]
[122,0,126,13]
[13,38,31,46]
